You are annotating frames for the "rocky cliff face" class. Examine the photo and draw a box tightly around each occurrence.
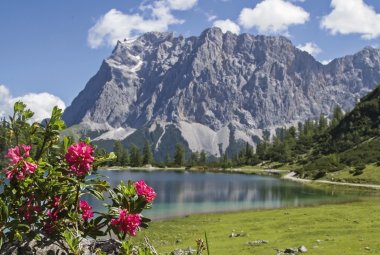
[62,28,380,158]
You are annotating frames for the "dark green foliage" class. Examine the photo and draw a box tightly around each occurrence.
[299,85,380,177]
[164,153,171,166]
[142,140,153,165]
[302,154,344,178]
[199,150,207,165]
[129,144,142,167]
[326,85,380,153]
[254,85,380,179]
[0,119,8,169]
[174,144,184,166]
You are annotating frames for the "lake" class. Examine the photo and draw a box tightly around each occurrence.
[90,170,360,220]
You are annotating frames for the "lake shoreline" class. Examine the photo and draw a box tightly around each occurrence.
[98,165,287,177]
[99,166,380,191]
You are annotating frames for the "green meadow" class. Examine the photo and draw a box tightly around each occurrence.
[137,198,380,254]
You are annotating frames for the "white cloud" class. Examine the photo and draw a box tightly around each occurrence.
[0,85,12,118]
[321,59,332,65]
[0,85,65,122]
[207,15,218,22]
[297,42,322,56]
[238,0,309,34]
[213,19,241,34]
[321,0,380,39]
[167,0,198,10]
[88,0,198,48]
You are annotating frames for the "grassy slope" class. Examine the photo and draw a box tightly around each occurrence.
[323,164,380,185]
[137,198,380,255]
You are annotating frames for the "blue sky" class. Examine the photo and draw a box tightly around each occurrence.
[0,0,379,121]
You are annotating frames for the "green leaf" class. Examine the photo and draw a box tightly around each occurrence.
[14,101,26,113]
[88,189,104,201]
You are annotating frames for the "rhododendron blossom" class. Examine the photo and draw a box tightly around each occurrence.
[111,209,141,236]
[7,144,31,164]
[134,180,156,203]
[5,145,38,180]
[18,196,41,222]
[65,142,94,176]
[8,161,38,180]
[44,196,62,233]
[79,200,94,221]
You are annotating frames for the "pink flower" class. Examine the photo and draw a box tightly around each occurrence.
[52,196,61,207]
[23,161,37,174]
[44,196,62,234]
[7,146,22,164]
[65,142,94,176]
[5,161,38,180]
[18,195,40,222]
[5,145,37,180]
[5,169,15,179]
[111,209,141,236]
[134,180,156,203]
[47,209,58,221]
[79,200,94,221]
[22,145,31,157]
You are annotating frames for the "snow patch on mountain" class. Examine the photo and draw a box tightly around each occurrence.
[179,121,230,157]
[79,121,113,132]
[93,127,136,141]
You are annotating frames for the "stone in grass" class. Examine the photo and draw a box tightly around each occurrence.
[0,237,122,255]
[276,245,308,255]
[298,245,308,252]
[246,240,269,246]
[170,247,195,255]
[284,247,299,253]
[229,231,246,238]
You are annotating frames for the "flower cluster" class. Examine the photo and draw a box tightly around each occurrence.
[111,209,141,236]
[134,180,157,203]
[5,145,38,180]
[79,200,94,221]
[18,195,41,222]
[65,142,94,176]
[0,103,156,250]
[44,196,62,233]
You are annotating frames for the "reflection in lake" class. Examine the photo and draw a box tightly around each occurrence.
[90,170,358,219]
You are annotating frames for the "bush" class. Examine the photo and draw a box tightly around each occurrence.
[0,102,156,254]
[353,163,366,176]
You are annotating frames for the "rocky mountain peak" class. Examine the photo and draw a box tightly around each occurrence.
[62,28,380,158]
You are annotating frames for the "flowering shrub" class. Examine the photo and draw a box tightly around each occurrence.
[0,102,156,254]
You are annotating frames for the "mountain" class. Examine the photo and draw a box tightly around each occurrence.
[62,27,380,159]
[300,85,380,179]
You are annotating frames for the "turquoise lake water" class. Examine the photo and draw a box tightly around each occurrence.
[89,170,361,219]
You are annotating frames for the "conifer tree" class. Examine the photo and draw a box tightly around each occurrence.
[165,152,171,166]
[332,105,344,127]
[129,144,142,167]
[142,140,153,165]
[199,150,207,165]
[174,144,184,166]
[113,141,125,166]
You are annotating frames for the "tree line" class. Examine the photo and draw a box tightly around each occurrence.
[103,140,208,168]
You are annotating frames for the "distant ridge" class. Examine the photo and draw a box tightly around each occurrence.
[62,27,380,159]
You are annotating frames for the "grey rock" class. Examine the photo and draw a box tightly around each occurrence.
[229,231,246,238]
[284,247,299,253]
[1,238,122,255]
[246,240,269,246]
[298,245,307,252]
[171,247,195,255]
[62,27,380,155]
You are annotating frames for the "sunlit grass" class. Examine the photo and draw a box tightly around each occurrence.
[323,164,380,185]
[137,198,380,254]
